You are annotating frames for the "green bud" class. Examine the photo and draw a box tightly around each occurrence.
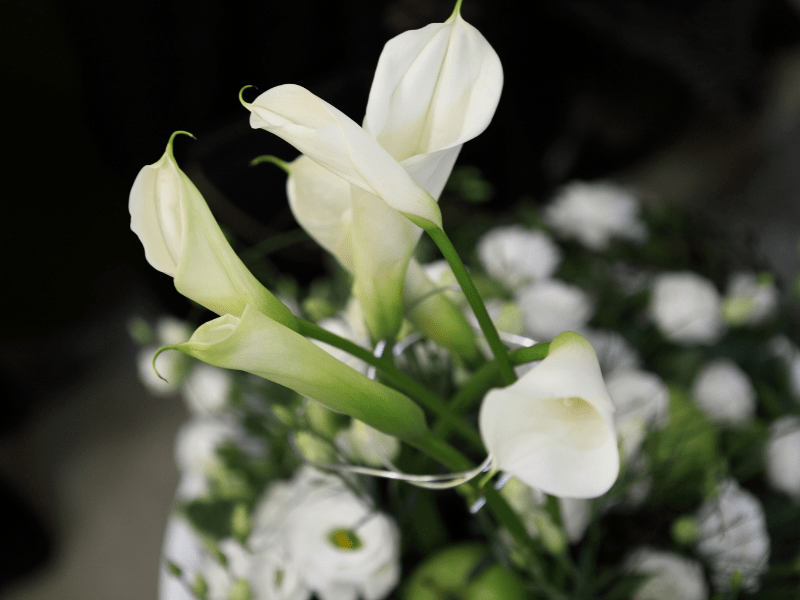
[231,503,251,543]
[229,578,254,600]
[294,430,336,463]
[192,573,209,600]
[127,316,154,345]
[165,560,182,577]
[671,516,699,546]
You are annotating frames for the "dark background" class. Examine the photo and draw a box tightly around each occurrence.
[2,0,800,595]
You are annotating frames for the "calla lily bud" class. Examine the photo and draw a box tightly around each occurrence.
[479,331,619,498]
[163,305,429,440]
[129,132,295,329]
[244,84,442,227]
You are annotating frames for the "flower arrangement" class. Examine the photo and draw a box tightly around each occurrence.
[129,2,800,598]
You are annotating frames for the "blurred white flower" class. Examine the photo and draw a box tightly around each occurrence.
[768,335,800,403]
[156,316,193,346]
[606,370,670,460]
[582,328,641,376]
[477,226,562,290]
[766,416,800,502]
[479,332,619,498]
[695,479,770,593]
[691,358,756,425]
[202,538,252,600]
[335,419,401,468]
[251,468,401,600]
[517,279,594,342]
[722,272,778,327]
[248,547,310,600]
[174,417,264,499]
[624,547,708,600]
[650,272,725,345]
[544,181,647,250]
[182,364,233,415]
[499,477,589,549]
[159,515,206,600]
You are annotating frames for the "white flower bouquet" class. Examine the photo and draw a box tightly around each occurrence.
[128,2,800,598]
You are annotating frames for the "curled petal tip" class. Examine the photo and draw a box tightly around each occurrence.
[238,85,258,108]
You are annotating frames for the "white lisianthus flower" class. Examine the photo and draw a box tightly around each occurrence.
[691,358,756,425]
[182,364,233,415]
[650,272,725,345]
[543,181,648,250]
[335,419,401,468]
[248,547,310,600]
[695,479,770,593]
[479,331,619,498]
[765,416,800,502]
[477,226,562,290]
[202,538,252,600]
[156,316,193,346]
[606,370,670,460]
[517,280,594,342]
[251,468,401,600]
[173,417,263,499]
[722,272,778,327]
[159,515,206,600]
[129,132,294,327]
[582,328,641,376]
[624,547,708,600]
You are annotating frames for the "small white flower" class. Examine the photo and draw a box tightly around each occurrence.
[335,419,401,468]
[691,359,756,425]
[544,181,647,250]
[477,226,562,290]
[202,538,252,600]
[248,547,311,600]
[722,272,778,327]
[765,416,800,502]
[517,279,593,342]
[624,547,708,600]
[173,417,263,498]
[695,479,770,593]
[650,272,725,345]
[582,328,641,376]
[251,468,401,600]
[606,370,670,460]
[182,364,233,415]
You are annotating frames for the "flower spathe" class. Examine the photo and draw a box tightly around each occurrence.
[129,132,295,328]
[479,331,619,498]
[163,304,428,440]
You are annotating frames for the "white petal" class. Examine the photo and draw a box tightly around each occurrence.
[247,84,441,226]
[479,332,618,498]
[364,12,503,163]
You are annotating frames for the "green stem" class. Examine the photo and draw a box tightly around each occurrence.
[296,319,483,448]
[404,214,516,385]
[409,433,552,590]
[433,343,551,440]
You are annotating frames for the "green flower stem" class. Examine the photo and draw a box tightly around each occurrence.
[433,343,551,440]
[296,318,483,448]
[409,433,552,590]
[403,213,517,385]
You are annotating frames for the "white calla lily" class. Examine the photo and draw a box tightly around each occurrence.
[479,331,619,498]
[129,132,295,327]
[161,304,428,441]
[257,4,501,343]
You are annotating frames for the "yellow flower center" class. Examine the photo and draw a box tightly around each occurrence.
[328,528,363,550]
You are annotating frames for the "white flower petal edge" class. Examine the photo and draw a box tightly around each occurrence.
[479,331,619,498]
[246,84,441,227]
[364,8,503,197]
[129,132,294,326]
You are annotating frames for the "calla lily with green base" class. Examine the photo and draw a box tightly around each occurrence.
[246,2,501,345]
[129,132,295,329]
[158,305,429,441]
[479,331,619,498]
